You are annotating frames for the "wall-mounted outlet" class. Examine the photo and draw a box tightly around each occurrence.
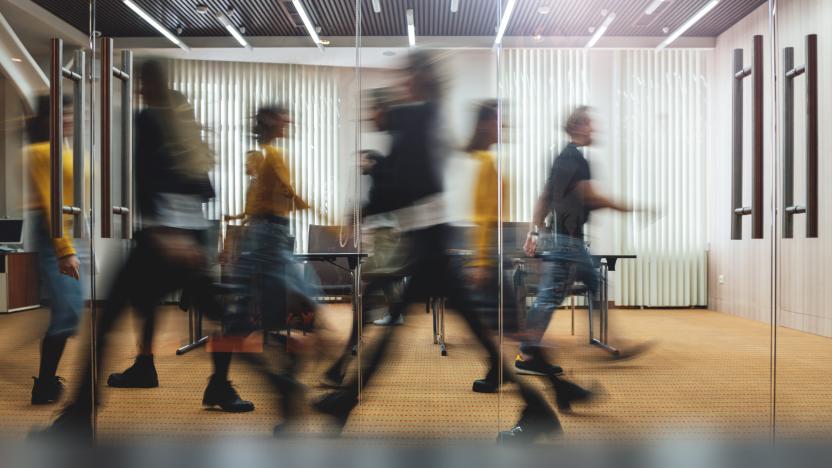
[718,274,725,285]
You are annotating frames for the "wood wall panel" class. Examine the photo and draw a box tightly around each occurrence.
[709,0,832,337]
[6,253,39,310]
[707,3,773,325]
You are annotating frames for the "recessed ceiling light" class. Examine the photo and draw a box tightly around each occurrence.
[662,26,669,34]
[196,4,209,14]
[175,26,183,35]
[11,57,22,62]
[537,6,551,15]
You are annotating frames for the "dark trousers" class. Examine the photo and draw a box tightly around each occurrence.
[70,229,220,413]
[343,224,552,416]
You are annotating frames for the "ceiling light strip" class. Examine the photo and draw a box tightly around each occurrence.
[215,12,251,49]
[372,0,381,14]
[451,0,460,13]
[585,13,616,49]
[122,0,190,51]
[644,0,666,15]
[657,0,720,49]
[292,0,324,49]
[406,9,416,47]
[494,0,517,46]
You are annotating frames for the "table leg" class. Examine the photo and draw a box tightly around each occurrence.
[177,305,209,355]
[589,262,619,356]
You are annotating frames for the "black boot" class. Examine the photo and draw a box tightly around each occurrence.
[472,367,500,393]
[29,403,93,441]
[107,355,159,388]
[313,390,357,431]
[498,405,562,444]
[31,376,65,405]
[202,375,255,412]
[551,375,594,412]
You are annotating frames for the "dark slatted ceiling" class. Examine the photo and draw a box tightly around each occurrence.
[33,0,766,39]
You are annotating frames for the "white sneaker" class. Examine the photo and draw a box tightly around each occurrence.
[373,314,404,326]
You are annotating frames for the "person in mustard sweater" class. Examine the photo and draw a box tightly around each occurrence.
[225,104,319,434]
[24,95,84,405]
[223,150,265,225]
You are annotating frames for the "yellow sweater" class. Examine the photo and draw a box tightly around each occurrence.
[246,145,309,217]
[25,141,76,258]
[470,150,508,267]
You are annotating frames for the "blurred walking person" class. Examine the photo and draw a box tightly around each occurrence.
[315,52,563,443]
[38,59,247,437]
[23,95,84,405]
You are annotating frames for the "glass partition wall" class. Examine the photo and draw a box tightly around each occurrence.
[5,0,832,445]
[772,0,832,439]
[495,0,773,442]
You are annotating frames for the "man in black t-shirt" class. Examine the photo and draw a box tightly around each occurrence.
[503,107,634,436]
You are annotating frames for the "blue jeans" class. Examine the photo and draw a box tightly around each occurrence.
[234,218,319,330]
[28,212,83,337]
[521,234,598,352]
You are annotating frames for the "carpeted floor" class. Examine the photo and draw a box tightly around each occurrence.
[1,304,830,441]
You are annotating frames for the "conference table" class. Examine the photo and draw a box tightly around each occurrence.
[176,252,367,355]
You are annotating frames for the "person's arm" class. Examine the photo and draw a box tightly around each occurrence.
[27,147,79,278]
[574,180,631,213]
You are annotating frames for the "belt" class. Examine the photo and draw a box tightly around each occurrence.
[252,215,289,226]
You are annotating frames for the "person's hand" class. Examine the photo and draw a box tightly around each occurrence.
[224,214,234,222]
[524,233,538,257]
[58,255,81,280]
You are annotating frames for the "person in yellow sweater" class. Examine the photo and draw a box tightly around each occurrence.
[466,100,506,282]
[223,150,265,225]
[24,95,83,405]
[222,105,319,433]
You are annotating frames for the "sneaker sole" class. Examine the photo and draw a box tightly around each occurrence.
[203,402,255,413]
[107,381,159,388]
[515,365,565,376]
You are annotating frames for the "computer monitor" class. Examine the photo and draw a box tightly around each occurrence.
[0,219,24,245]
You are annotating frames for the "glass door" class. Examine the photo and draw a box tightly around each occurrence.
[0,0,95,438]
[772,0,832,439]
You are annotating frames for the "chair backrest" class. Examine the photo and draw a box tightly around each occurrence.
[502,221,529,259]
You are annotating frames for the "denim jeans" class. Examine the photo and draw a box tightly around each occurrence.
[521,234,598,352]
[234,218,319,330]
[28,212,83,337]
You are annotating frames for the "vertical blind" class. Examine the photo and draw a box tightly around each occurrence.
[500,49,589,223]
[168,59,345,251]
[614,49,709,306]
